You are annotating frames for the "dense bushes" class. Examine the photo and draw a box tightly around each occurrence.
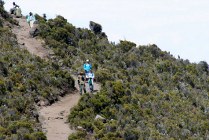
[0,8,75,139]
[35,14,209,139]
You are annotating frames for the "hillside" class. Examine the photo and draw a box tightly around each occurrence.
[0,3,75,139]
[0,1,209,139]
[35,14,209,139]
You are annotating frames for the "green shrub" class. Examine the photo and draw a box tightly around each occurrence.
[68,131,86,140]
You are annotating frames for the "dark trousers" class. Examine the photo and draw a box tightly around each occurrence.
[79,84,86,95]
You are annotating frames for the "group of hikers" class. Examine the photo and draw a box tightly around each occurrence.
[10,2,21,17]
[10,2,36,28]
[9,2,40,38]
[78,59,95,95]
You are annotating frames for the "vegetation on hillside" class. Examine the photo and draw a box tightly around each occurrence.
[1,1,208,138]
[0,4,74,139]
[36,14,209,139]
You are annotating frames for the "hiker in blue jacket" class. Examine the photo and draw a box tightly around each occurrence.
[27,12,36,28]
[83,59,92,75]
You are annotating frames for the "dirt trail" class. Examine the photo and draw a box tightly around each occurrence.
[12,17,101,140]
[39,93,80,140]
[39,78,100,140]
[12,17,51,59]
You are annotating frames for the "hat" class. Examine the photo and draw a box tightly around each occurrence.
[86,59,89,62]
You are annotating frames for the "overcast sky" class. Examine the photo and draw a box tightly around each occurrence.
[4,0,209,63]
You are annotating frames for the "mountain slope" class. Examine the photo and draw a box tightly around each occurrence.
[1,2,209,139]
[35,15,209,139]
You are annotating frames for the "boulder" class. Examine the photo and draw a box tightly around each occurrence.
[89,21,102,34]
[95,114,106,121]
[77,126,86,131]
[15,8,22,18]
[29,22,39,37]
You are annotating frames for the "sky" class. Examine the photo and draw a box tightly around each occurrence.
[4,0,209,63]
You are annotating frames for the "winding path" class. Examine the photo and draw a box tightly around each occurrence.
[12,17,101,140]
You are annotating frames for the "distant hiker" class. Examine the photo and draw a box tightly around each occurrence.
[87,70,94,92]
[43,13,47,21]
[10,2,21,18]
[77,72,86,95]
[27,12,36,28]
[83,59,92,76]
[13,2,19,8]
[10,2,19,14]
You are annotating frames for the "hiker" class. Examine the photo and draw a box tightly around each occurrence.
[77,72,86,95]
[87,70,94,92]
[27,12,36,28]
[10,2,19,14]
[83,59,92,76]
[43,13,47,21]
